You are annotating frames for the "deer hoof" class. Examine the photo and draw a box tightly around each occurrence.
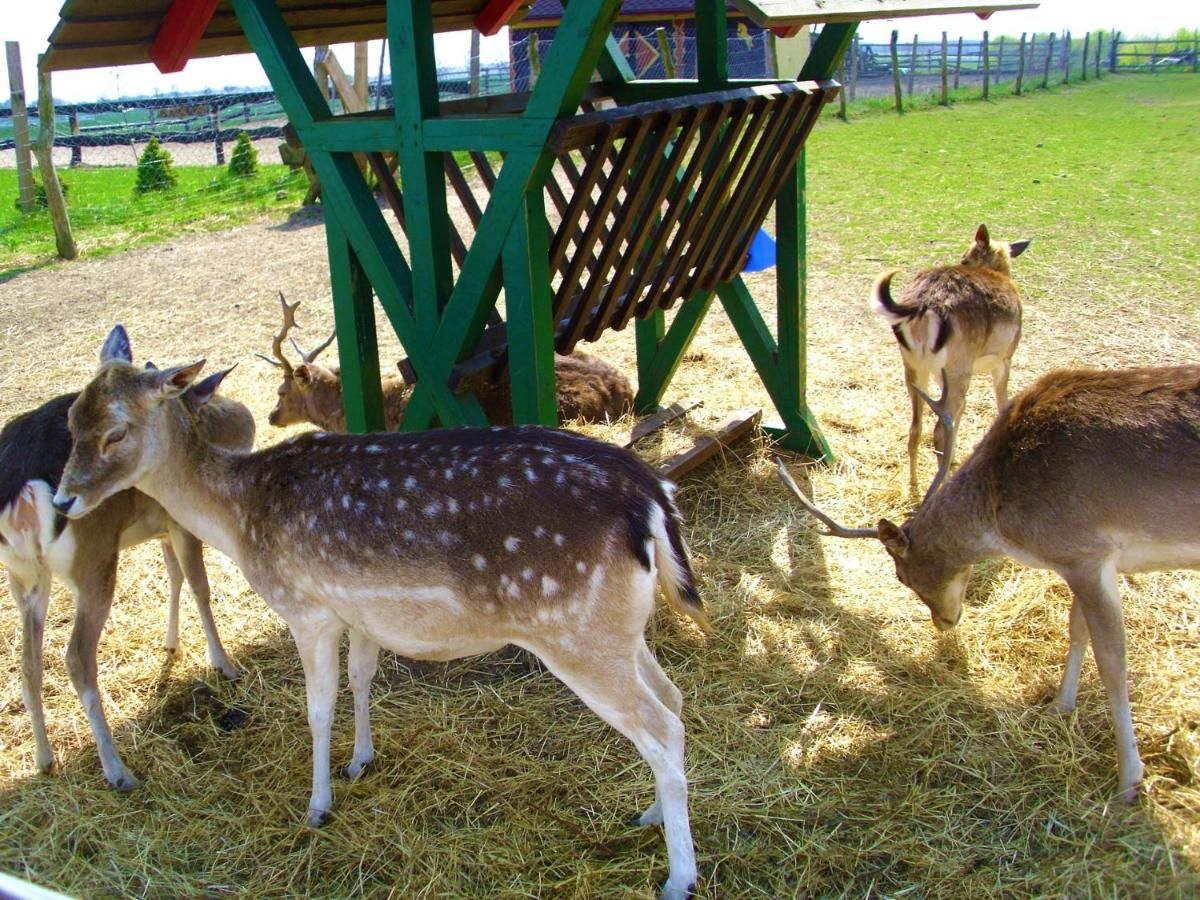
[308,808,330,828]
[111,771,140,793]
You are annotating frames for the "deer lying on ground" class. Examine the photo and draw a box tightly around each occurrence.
[259,293,634,430]
[777,364,1200,803]
[0,327,254,789]
[872,224,1031,492]
[55,326,707,899]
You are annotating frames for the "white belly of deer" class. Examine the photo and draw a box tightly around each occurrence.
[1108,534,1200,574]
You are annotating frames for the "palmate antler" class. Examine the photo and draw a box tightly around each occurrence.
[255,292,302,375]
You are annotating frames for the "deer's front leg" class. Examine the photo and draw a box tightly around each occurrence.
[1051,594,1090,714]
[1064,564,1142,802]
[167,524,240,679]
[66,565,138,791]
[290,616,343,825]
[11,570,54,774]
[343,629,378,779]
[904,365,926,494]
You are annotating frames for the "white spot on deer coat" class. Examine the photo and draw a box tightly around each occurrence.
[404,476,418,490]
[424,500,442,517]
[473,554,487,571]
[446,498,459,515]
[342,495,352,510]
[542,576,559,597]
[505,536,521,553]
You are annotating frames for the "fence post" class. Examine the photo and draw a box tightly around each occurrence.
[6,42,37,213]
[1015,32,1026,94]
[33,62,77,260]
[1110,31,1120,72]
[982,31,990,99]
[529,32,541,85]
[849,34,859,101]
[354,41,369,107]
[954,35,963,88]
[906,34,917,96]
[996,35,1004,83]
[1080,32,1090,81]
[1043,32,1055,88]
[1062,31,1071,84]
[1027,33,1037,89]
[1093,31,1102,78]
[890,30,903,112]
[940,31,949,105]
[69,110,82,166]
[655,27,675,78]
[837,56,847,119]
[210,103,224,165]
[1193,29,1199,74]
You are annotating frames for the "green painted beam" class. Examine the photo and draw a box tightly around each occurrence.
[634,291,716,410]
[302,119,398,152]
[503,193,559,425]
[695,0,729,89]
[800,21,858,80]
[327,223,386,433]
[422,116,558,152]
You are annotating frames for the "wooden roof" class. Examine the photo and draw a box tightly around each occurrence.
[42,0,536,72]
[42,0,1036,72]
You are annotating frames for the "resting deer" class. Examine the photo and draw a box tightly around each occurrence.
[777,365,1200,803]
[0,327,254,790]
[259,293,634,430]
[55,326,707,899]
[872,224,1031,492]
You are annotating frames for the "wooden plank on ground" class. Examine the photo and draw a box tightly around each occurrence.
[624,399,702,447]
[656,408,762,481]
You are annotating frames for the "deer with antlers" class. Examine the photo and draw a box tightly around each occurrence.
[872,224,1031,492]
[779,365,1200,803]
[259,293,634,431]
[55,326,706,899]
[0,327,253,789]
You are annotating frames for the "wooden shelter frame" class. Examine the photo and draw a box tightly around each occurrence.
[220,0,847,457]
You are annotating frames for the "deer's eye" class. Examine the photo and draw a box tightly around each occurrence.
[102,425,128,453]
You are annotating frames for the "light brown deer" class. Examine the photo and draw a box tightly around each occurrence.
[0,326,254,790]
[872,224,1031,492]
[259,293,634,431]
[777,365,1200,803]
[55,327,707,899]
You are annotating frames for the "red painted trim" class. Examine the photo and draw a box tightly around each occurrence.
[771,25,801,39]
[476,0,527,36]
[150,0,222,74]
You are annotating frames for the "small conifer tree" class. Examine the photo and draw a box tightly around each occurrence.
[228,131,259,178]
[134,137,178,193]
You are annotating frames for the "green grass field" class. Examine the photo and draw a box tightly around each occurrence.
[0,163,306,279]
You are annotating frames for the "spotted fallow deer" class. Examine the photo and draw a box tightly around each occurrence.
[56,327,707,899]
[872,224,1031,492]
[259,293,634,431]
[0,326,254,790]
[777,365,1200,804]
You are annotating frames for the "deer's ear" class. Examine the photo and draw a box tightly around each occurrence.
[294,364,315,385]
[878,518,909,558]
[100,324,132,365]
[1008,239,1031,258]
[151,360,206,399]
[183,364,237,410]
[974,224,990,246]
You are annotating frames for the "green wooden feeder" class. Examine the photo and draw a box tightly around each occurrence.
[43,0,1036,464]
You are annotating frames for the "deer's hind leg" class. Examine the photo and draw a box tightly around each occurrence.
[10,570,54,774]
[528,629,696,900]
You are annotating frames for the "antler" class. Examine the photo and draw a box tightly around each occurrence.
[775,458,878,539]
[290,329,336,365]
[914,369,956,503]
[255,292,302,375]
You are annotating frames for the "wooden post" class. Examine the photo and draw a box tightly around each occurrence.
[954,35,963,88]
[849,34,858,101]
[890,30,903,112]
[69,110,82,166]
[1080,32,1090,81]
[996,35,1004,83]
[655,27,675,78]
[33,62,78,260]
[1015,32,1026,94]
[354,41,369,107]
[1094,31,1102,78]
[1151,37,1159,72]
[905,34,917,97]
[1043,32,1055,87]
[1194,30,1199,74]
[982,31,990,99]
[529,32,541,84]
[837,56,847,119]
[469,29,481,95]
[940,31,949,105]
[210,102,224,164]
[6,42,37,213]
[1062,31,1071,84]
[1110,31,1120,72]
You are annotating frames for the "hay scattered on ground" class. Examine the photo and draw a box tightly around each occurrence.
[1,86,1199,897]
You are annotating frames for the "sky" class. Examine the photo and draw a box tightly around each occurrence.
[2,1,1194,103]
